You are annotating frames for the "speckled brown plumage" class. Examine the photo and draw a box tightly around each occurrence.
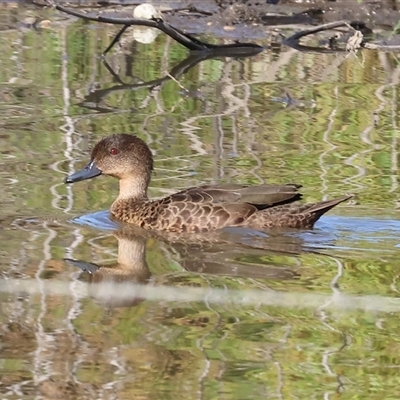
[65,134,353,232]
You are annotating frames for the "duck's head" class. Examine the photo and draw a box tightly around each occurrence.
[65,134,153,185]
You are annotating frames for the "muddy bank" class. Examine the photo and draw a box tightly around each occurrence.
[2,0,400,45]
[22,0,400,31]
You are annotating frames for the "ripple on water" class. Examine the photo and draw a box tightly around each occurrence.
[69,211,400,254]
[311,215,400,252]
[70,210,119,231]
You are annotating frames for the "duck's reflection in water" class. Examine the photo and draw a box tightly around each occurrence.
[64,225,320,308]
[66,230,151,308]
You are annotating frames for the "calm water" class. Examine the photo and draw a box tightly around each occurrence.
[1,4,400,399]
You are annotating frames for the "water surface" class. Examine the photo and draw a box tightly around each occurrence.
[1,4,400,399]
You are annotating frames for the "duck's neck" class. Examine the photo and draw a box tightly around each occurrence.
[116,177,149,203]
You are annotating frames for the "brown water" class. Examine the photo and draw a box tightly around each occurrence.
[1,4,400,399]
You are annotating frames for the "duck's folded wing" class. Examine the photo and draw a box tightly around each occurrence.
[155,201,258,232]
[171,183,302,206]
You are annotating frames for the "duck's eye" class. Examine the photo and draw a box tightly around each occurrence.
[110,148,119,155]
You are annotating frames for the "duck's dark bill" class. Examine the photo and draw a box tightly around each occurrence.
[65,161,102,184]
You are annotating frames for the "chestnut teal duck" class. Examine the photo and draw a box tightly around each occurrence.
[65,134,353,233]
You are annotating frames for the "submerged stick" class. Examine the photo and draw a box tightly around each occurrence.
[284,20,351,44]
[284,19,400,52]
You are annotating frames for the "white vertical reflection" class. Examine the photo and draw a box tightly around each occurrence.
[31,24,85,394]
[319,85,338,200]
[58,24,86,391]
[58,23,76,214]
[33,222,57,389]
